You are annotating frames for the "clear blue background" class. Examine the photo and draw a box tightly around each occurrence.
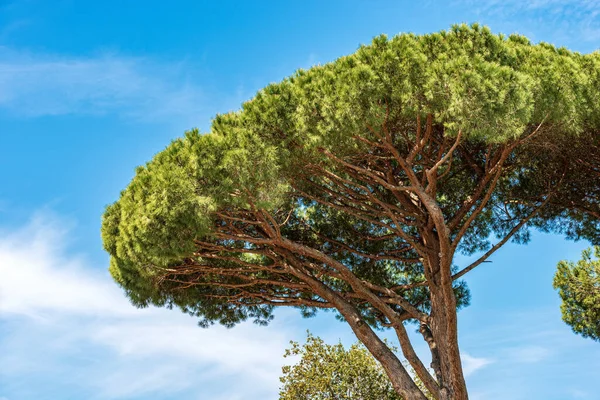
[1,1,599,399]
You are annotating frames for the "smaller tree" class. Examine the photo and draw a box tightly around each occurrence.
[553,246,600,341]
[280,334,430,400]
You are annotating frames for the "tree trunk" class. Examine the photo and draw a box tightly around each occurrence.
[429,282,469,400]
[414,226,469,400]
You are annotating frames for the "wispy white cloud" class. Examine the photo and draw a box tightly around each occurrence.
[508,345,551,364]
[3,213,599,399]
[461,353,494,376]
[0,213,135,319]
[0,48,205,123]
[457,305,600,399]
[456,0,600,46]
[569,389,591,399]
[0,212,296,399]
[462,0,600,15]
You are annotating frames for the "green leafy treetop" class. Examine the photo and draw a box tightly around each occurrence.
[554,246,600,341]
[280,334,424,400]
[102,24,600,400]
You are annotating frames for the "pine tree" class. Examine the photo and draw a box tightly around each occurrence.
[102,25,600,399]
[554,247,600,341]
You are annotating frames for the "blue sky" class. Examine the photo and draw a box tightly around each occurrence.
[0,0,599,399]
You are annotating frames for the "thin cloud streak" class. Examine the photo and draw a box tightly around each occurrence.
[462,0,600,15]
[457,307,600,399]
[0,47,205,123]
[507,345,551,364]
[461,353,493,377]
[457,0,600,47]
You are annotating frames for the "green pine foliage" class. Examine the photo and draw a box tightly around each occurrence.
[554,247,600,341]
[102,25,600,327]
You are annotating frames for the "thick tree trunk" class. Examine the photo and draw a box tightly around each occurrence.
[420,231,469,400]
[365,286,468,400]
[429,292,469,400]
[425,253,469,400]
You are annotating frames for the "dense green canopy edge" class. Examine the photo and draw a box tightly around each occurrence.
[102,24,600,326]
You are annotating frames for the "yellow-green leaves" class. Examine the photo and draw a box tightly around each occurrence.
[102,134,215,268]
[279,334,404,400]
